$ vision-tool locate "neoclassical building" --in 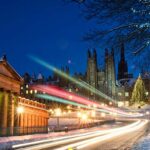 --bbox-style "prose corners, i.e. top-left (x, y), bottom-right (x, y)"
top-left (0, 55), bottom-right (49, 136)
